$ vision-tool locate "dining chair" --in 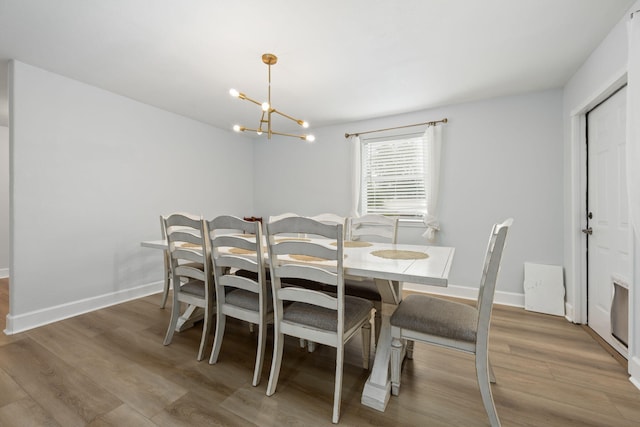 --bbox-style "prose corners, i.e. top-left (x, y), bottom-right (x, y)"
top-left (159, 215), bottom-right (171, 309)
top-left (206, 215), bottom-right (272, 386)
top-left (348, 214), bottom-right (398, 243)
top-left (310, 213), bottom-right (347, 238)
top-left (268, 212), bottom-right (300, 222)
top-left (345, 214), bottom-right (399, 343)
top-left (265, 216), bottom-right (373, 424)
top-left (163, 213), bottom-right (215, 361)
top-left (389, 218), bottom-right (513, 427)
